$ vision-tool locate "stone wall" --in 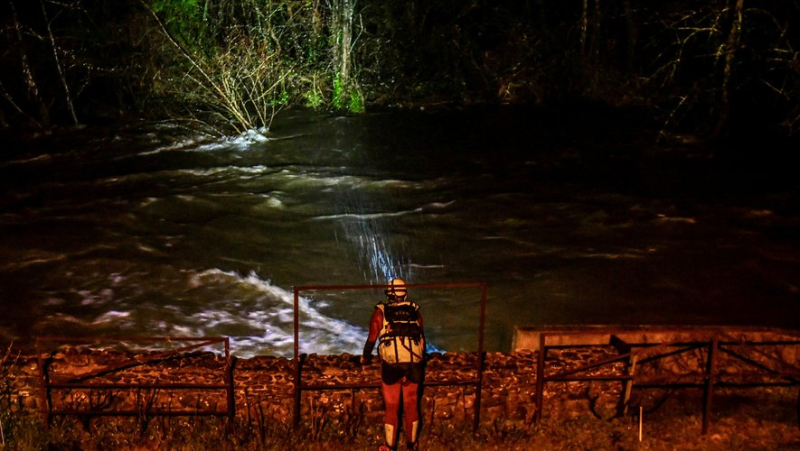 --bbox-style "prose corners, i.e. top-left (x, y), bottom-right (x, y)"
top-left (3, 348), bottom-right (626, 428)
top-left (3, 332), bottom-right (799, 430)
